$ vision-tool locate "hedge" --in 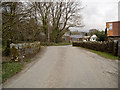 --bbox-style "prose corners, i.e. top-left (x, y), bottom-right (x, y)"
top-left (72, 41), bottom-right (119, 57)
